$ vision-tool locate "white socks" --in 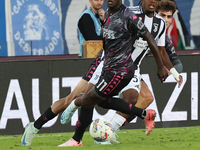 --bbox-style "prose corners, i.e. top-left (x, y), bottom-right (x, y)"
top-left (110, 113), bottom-right (126, 131)
top-left (69, 99), bottom-right (80, 111)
